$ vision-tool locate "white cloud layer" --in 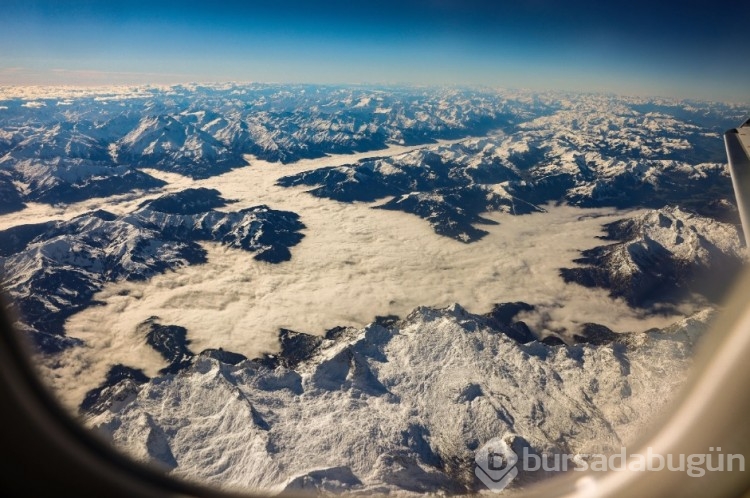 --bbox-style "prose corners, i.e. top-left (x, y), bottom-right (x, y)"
top-left (0, 143), bottom-right (696, 408)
